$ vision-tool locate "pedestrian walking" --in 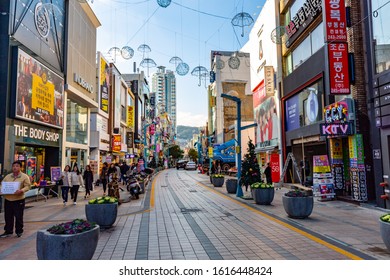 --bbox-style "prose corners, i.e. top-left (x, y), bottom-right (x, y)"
top-left (100, 162), bottom-right (109, 196)
top-left (70, 165), bottom-right (83, 205)
top-left (60, 165), bottom-right (72, 206)
top-left (264, 163), bottom-right (272, 184)
top-left (0, 161), bottom-right (31, 238)
top-left (120, 161), bottom-right (129, 183)
top-left (107, 163), bottom-right (116, 183)
top-left (83, 165), bottom-right (93, 199)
